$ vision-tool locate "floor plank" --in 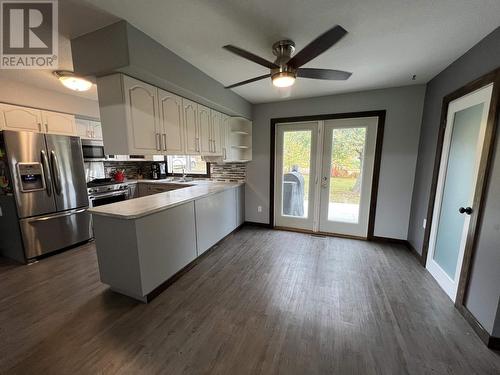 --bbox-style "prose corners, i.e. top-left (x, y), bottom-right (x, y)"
top-left (0, 227), bottom-right (499, 374)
